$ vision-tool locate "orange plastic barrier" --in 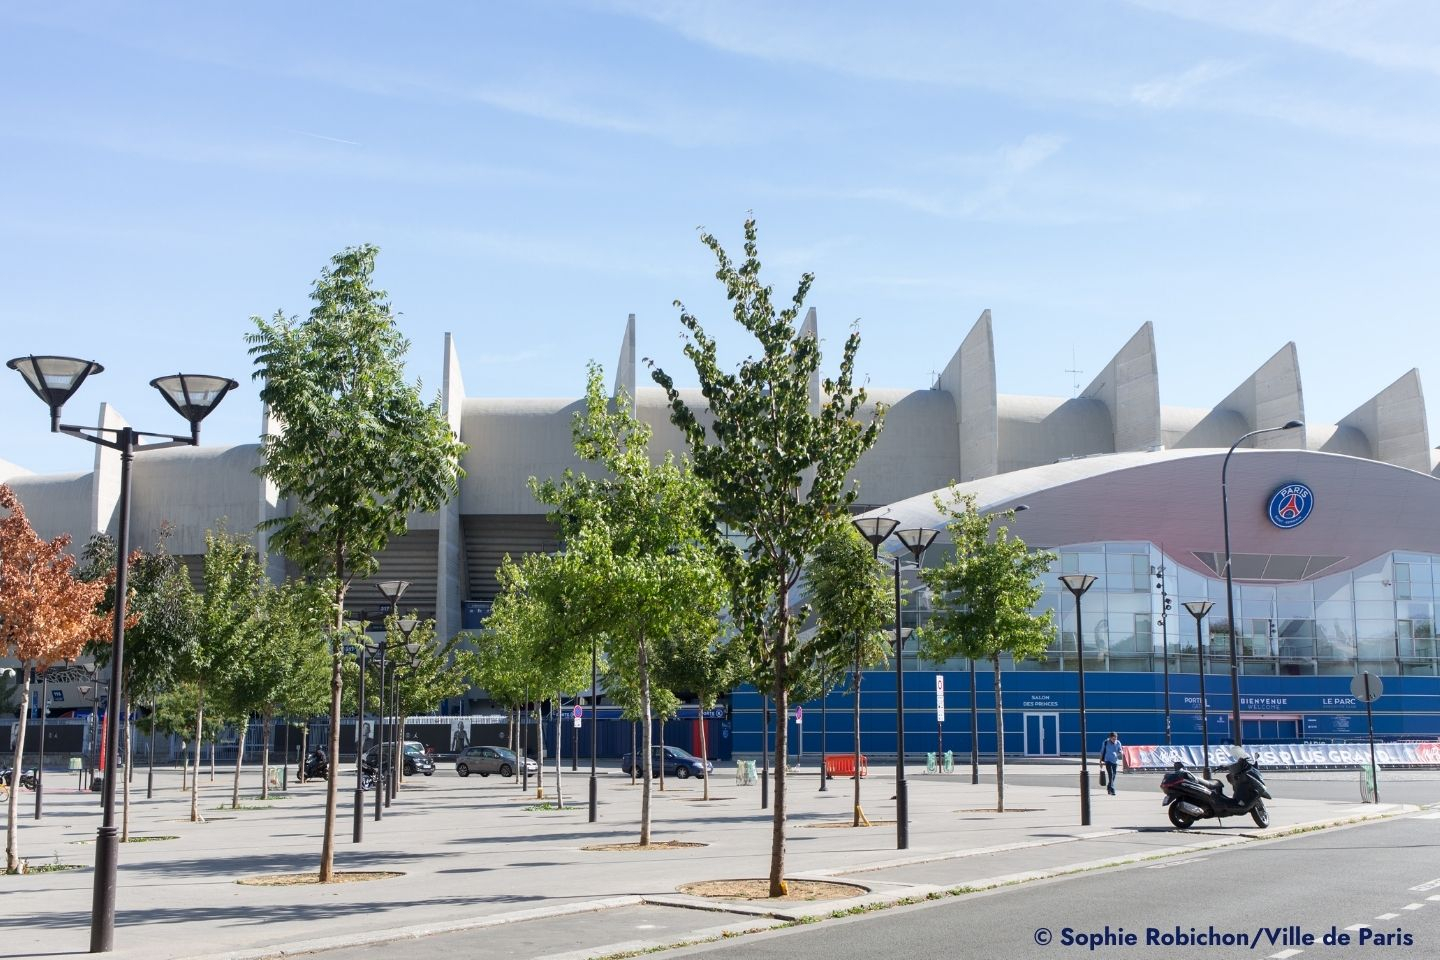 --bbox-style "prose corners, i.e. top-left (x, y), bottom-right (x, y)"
top-left (823, 755), bottom-right (868, 778)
